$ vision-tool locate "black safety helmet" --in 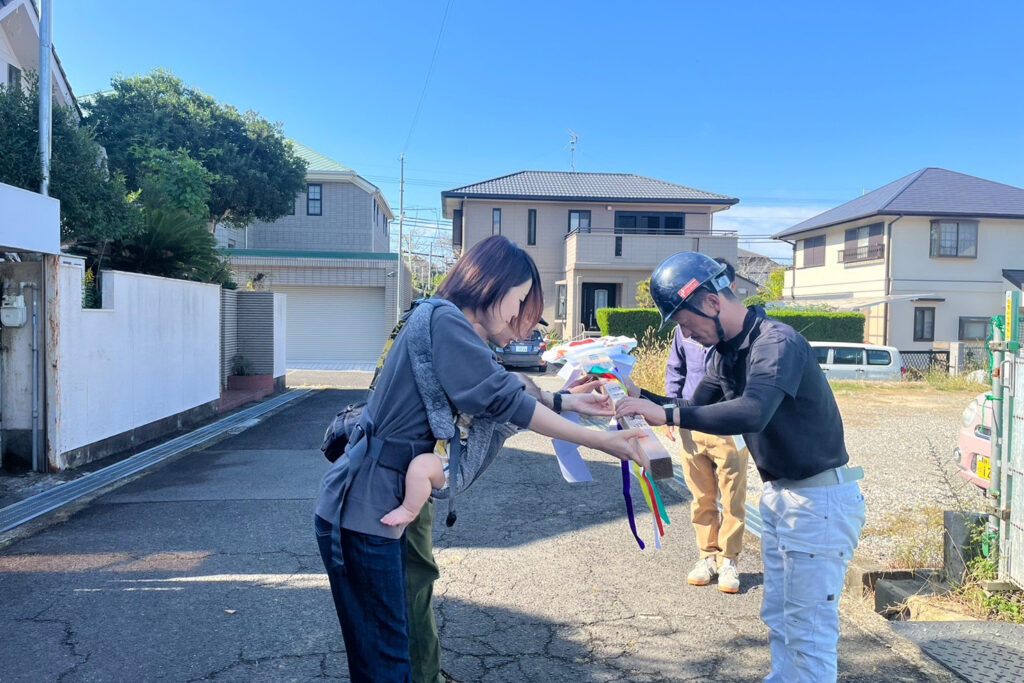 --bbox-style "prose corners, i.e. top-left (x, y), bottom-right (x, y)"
top-left (650, 252), bottom-right (732, 329)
